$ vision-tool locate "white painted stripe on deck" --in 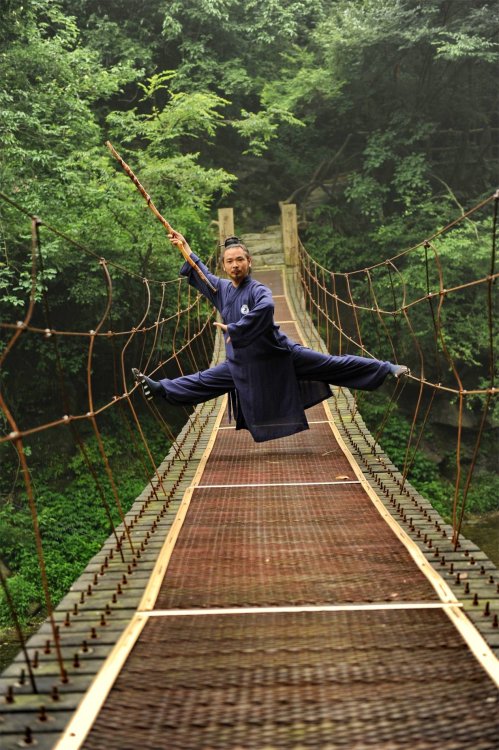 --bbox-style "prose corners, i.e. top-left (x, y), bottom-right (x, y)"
top-left (194, 480), bottom-right (362, 489)
top-left (140, 602), bottom-right (462, 617)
